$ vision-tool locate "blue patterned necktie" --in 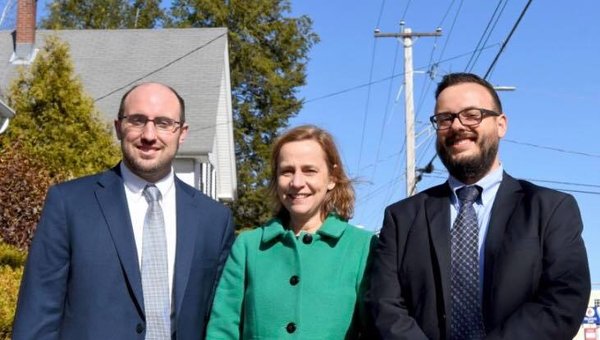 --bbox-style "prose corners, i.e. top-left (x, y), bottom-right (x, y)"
top-left (450, 185), bottom-right (485, 340)
top-left (142, 185), bottom-right (171, 339)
